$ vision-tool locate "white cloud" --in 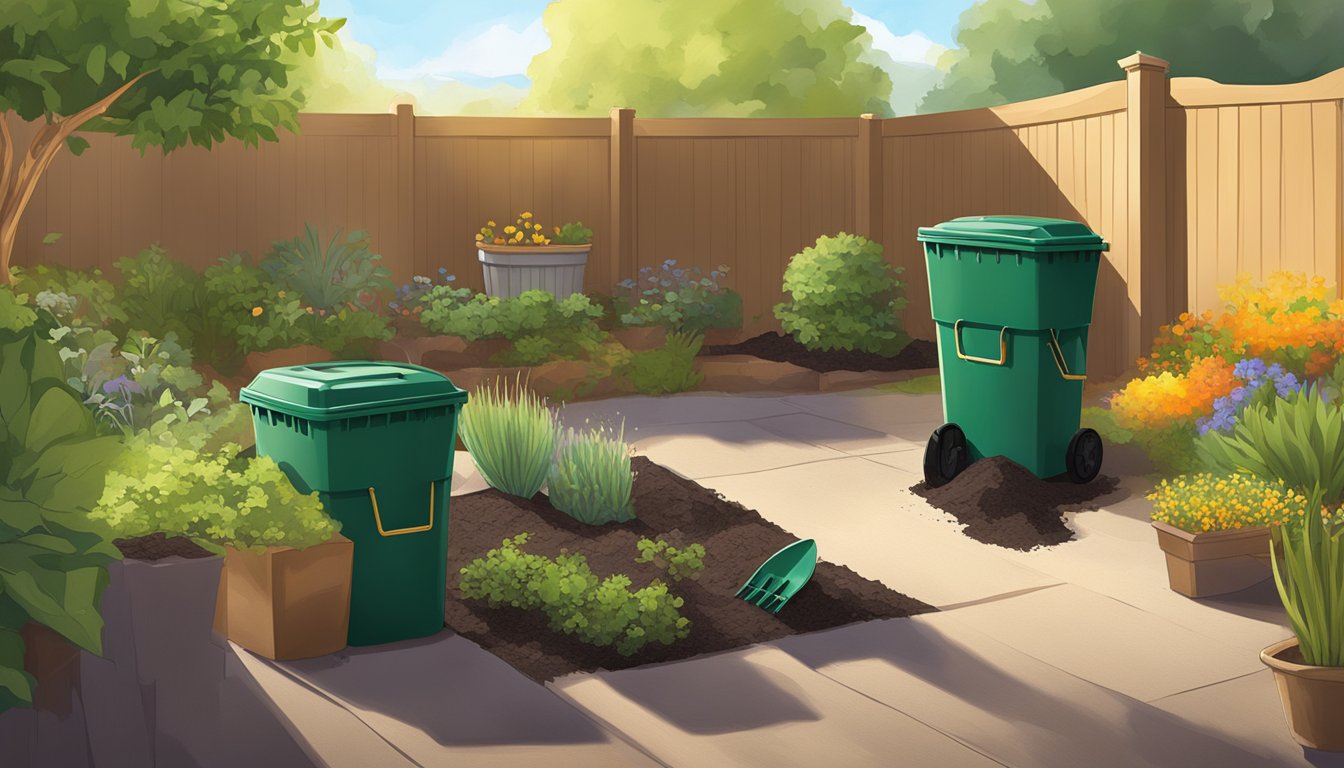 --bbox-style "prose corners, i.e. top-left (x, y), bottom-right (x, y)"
top-left (852, 12), bottom-right (947, 66)
top-left (376, 17), bottom-right (549, 81)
